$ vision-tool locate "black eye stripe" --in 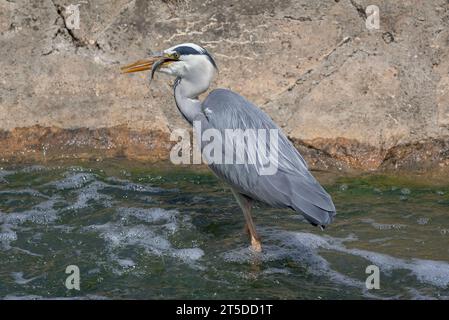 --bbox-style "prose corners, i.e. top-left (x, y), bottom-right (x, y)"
top-left (173, 45), bottom-right (218, 70)
top-left (173, 46), bottom-right (203, 56)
